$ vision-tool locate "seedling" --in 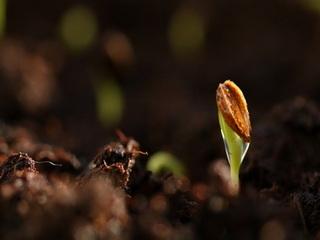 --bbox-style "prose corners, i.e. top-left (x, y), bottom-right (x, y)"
top-left (147, 151), bottom-right (185, 176)
top-left (216, 80), bottom-right (251, 193)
